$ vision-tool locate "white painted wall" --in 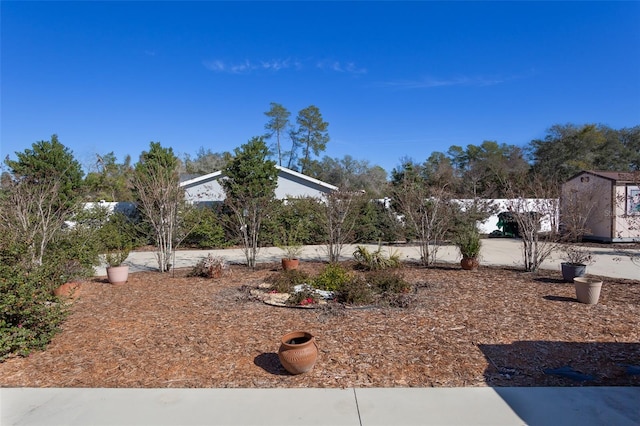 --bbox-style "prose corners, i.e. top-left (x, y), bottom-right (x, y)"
top-left (455, 199), bottom-right (558, 234)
